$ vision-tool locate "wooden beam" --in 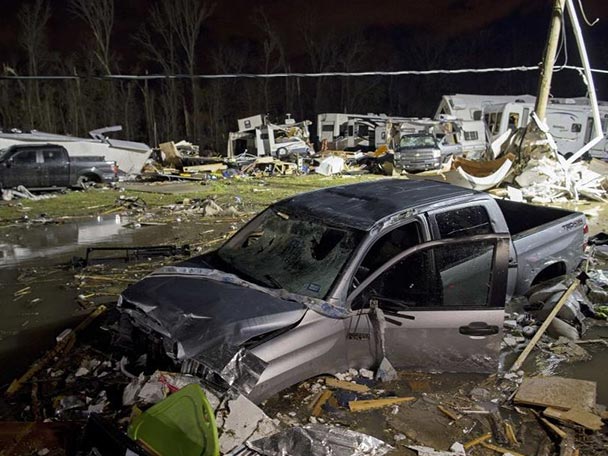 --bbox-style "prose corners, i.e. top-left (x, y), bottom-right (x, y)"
top-left (510, 279), bottom-right (580, 371)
